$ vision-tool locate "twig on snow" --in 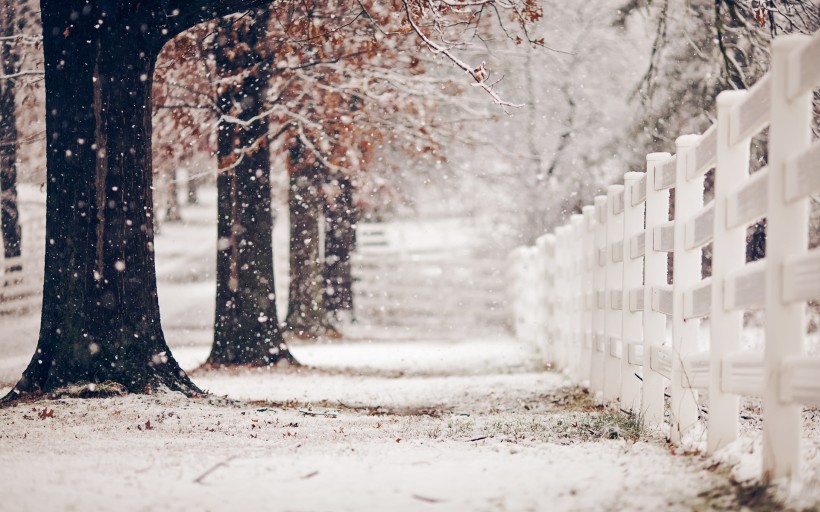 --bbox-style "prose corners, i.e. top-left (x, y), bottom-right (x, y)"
top-left (193, 455), bottom-right (237, 484)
